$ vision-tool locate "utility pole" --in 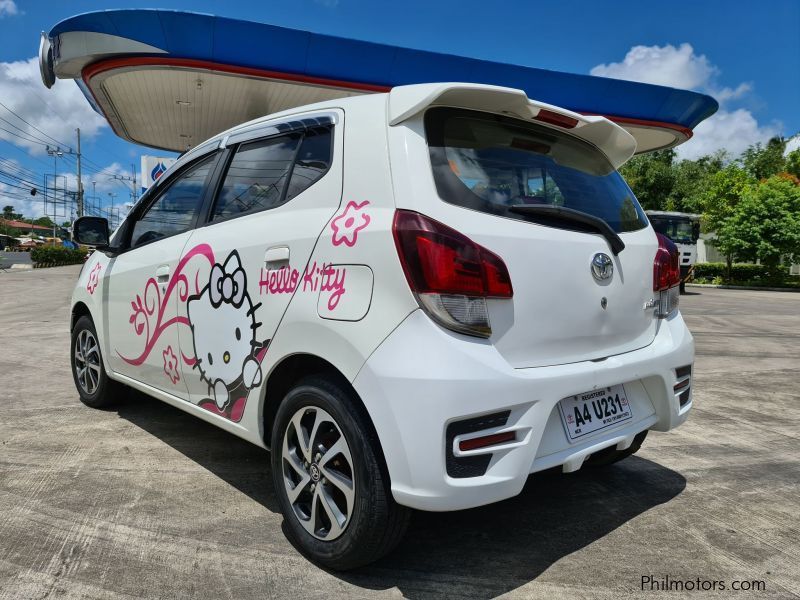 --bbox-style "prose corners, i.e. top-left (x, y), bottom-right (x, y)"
top-left (107, 192), bottom-right (117, 229)
top-left (131, 163), bottom-right (138, 201)
top-left (46, 145), bottom-right (64, 241)
top-left (76, 128), bottom-right (84, 217)
top-left (110, 172), bottom-right (136, 203)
